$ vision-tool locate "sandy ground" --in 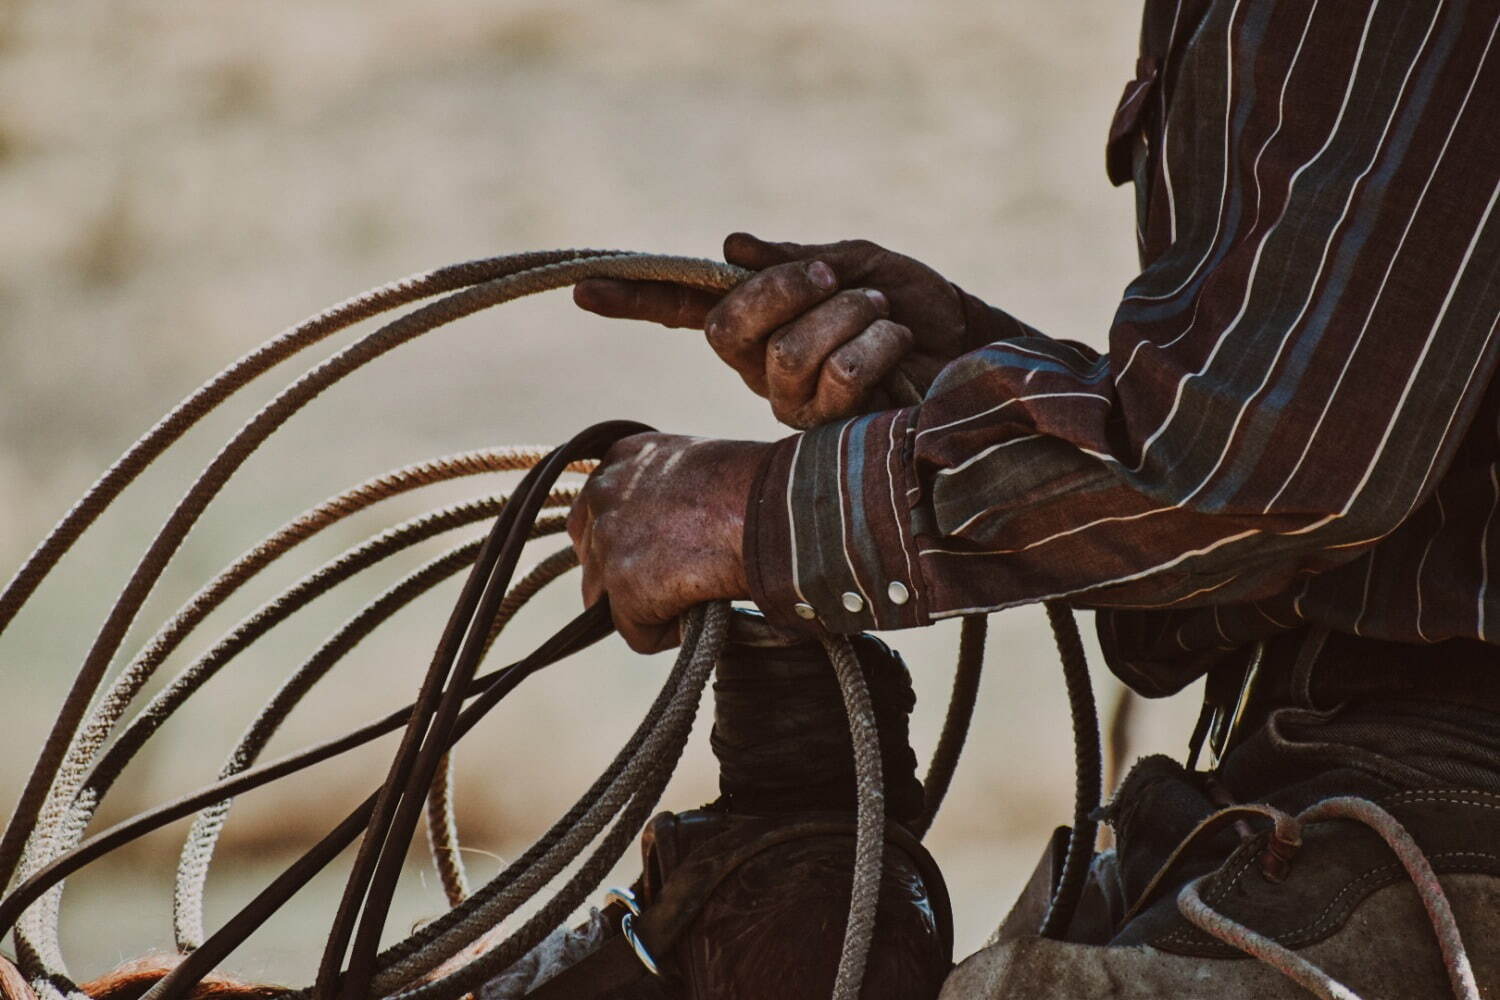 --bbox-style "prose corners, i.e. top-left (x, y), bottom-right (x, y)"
top-left (0, 0), bottom-right (1204, 981)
